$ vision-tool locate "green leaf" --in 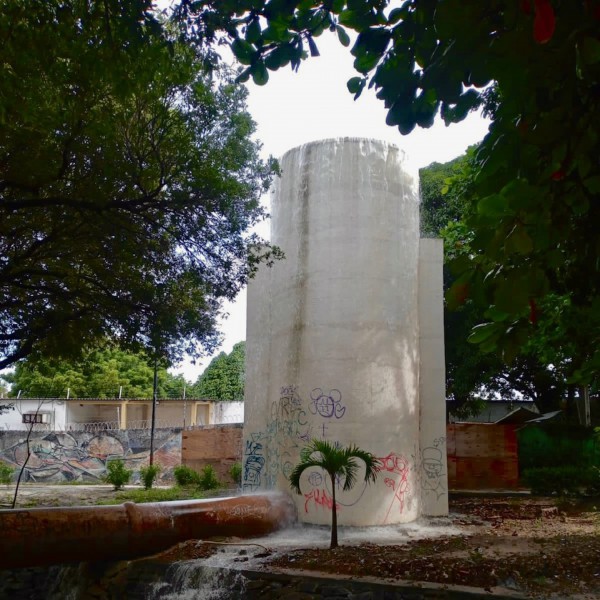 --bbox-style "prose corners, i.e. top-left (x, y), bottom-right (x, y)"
top-left (505, 225), bottom-right (533, 255)
top-left (477, 194), bottom-right (513, 217)
top-left (494, 278), bottom-right (529, 314)
top-left (353, 52), bottom-right (382, 73)
top-left (336, 25), bottom-right (350, 47)
top-left (347, 76), bottom-right (365, 97)
top-left (580, 36), bottom-right (600, 65)
top-left (236, 67), bottom-right (252, 83)
top-left (307, 35), bottom-right (320, 57)
top-left (484, 305), bottom-right (510, 322)
top-left (468, 322), bottom-right (499, 344)
top-left (583, 175), bottom-right (600, 194)
top-left (245, 20), bottom-right (261, 45)
top-left (387, 7), bottom-right (406, 25)
top-left (252, 62), bottom-right (269, 85)
top-left (231, 38), bottom-right (255, 65)
top-left (338, 10), bottom-right (359, 28)
top-left (251, 62), bottom-right (269, 86)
